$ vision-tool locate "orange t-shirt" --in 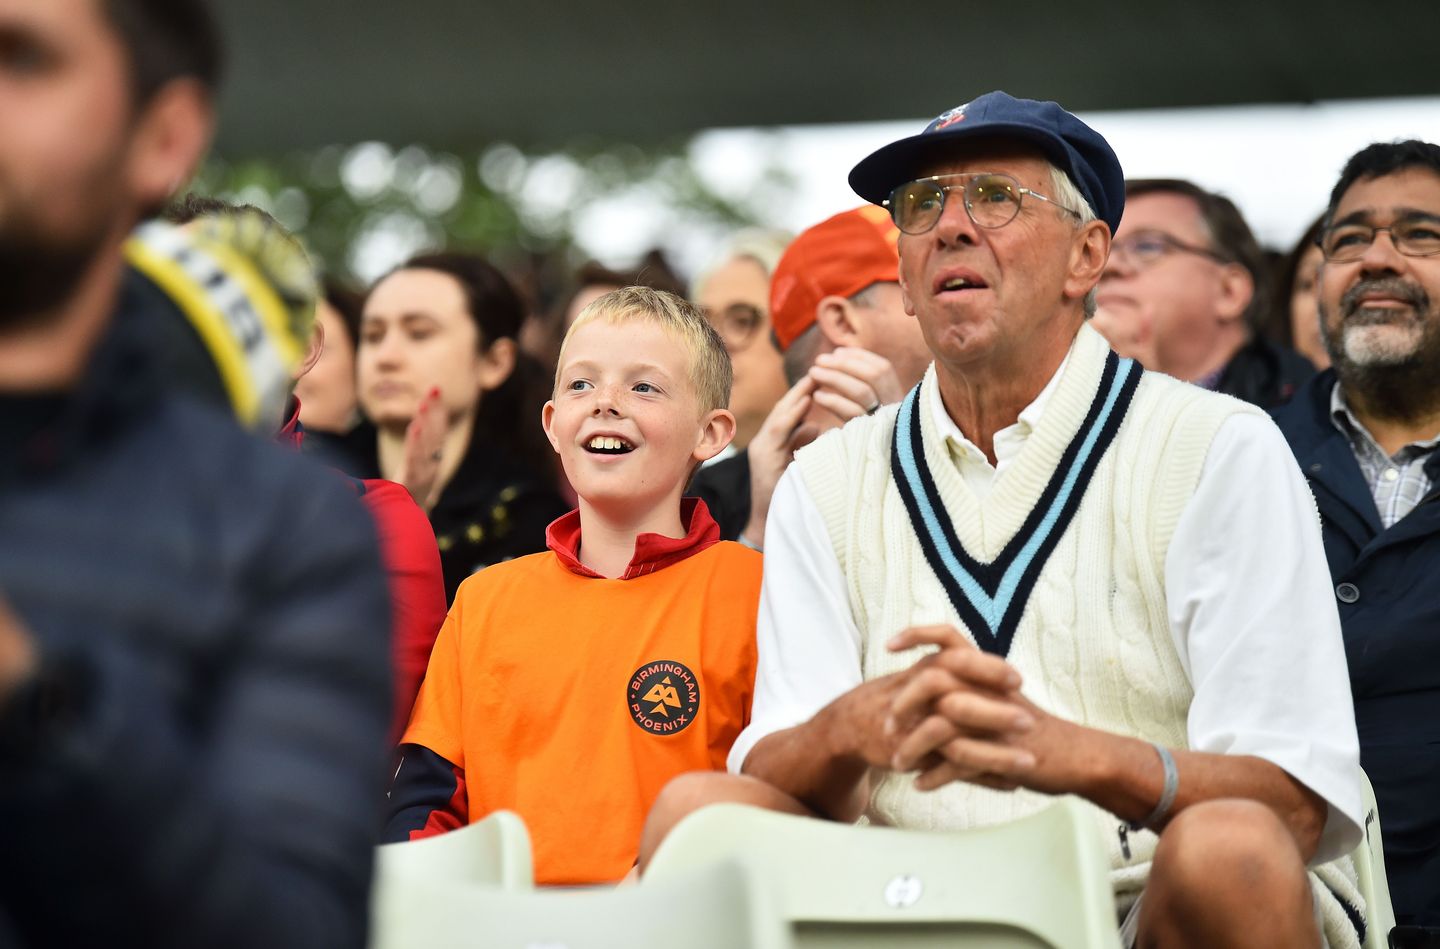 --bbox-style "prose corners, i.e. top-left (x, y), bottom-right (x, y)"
top-left (401, 501), bottom-right (761, 885)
